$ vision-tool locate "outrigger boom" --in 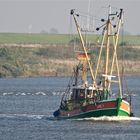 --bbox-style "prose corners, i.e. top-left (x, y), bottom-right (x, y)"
top-left (70, 9), bottom-right (96, 84)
